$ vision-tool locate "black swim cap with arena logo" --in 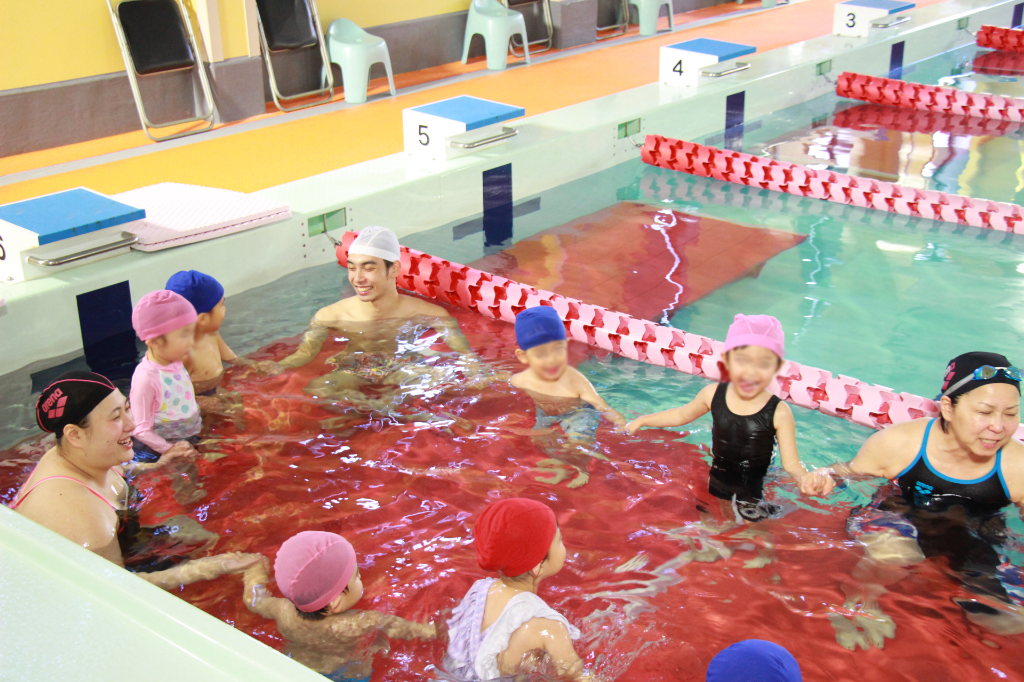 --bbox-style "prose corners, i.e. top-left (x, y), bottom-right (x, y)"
top-left (35, 371), bottom-right (117, 434)
top-left (939, 352), bottom-right (1021, 401)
